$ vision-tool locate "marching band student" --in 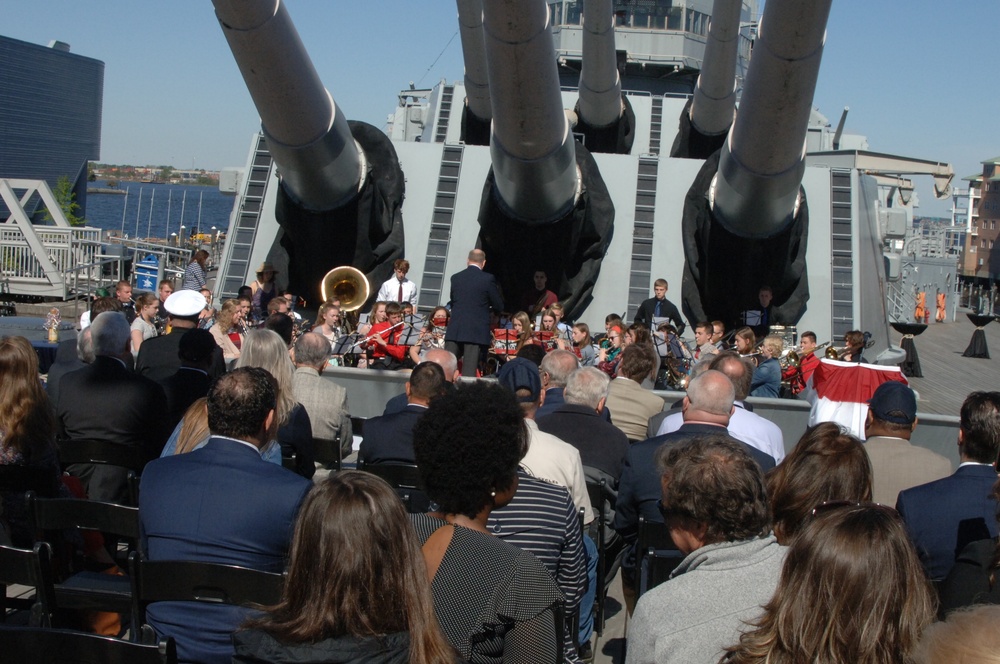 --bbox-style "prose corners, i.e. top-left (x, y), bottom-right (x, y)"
top-left (366, 302), bottom-right (408, 370)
